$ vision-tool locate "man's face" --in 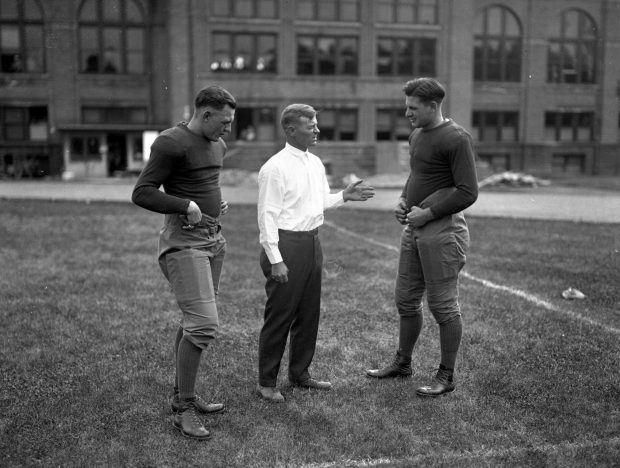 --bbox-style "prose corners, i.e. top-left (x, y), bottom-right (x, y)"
top-left (201, 105), bottom-right (235, 141)
top-left (290, 115), bottom-right (319, 150)
top-left (405, 95), bottom-right (435, 129)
